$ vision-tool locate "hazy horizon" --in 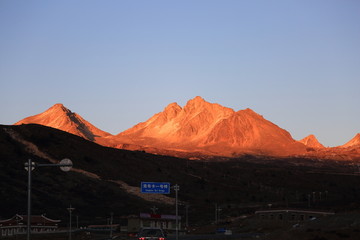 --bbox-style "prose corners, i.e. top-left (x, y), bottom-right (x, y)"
top-left (1, 0), bottom-right (359, 147)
